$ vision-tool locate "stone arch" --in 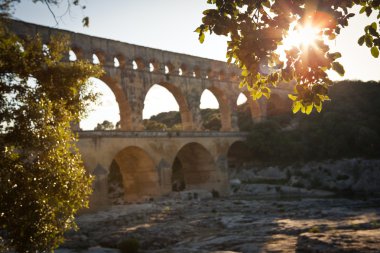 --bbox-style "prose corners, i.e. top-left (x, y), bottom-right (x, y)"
top-left (92, 50), bottom-right (106, 65)
top-left (207, 69), bottom-right (217, 79)
top-left (133, 57), bottom-right (146, 70)
top-left (165, 62), bottom-right (175, 74)
top-left (180, 63), bottom-right (189, 76)
top-left (81, 77), bottom-right (120, 130)
top-left (71, 46), bottom-right (84, 60)
top-left (92, 53), bottom-right (100, 65)
top-left (112, 146), bottom-right (160, 202)
top-left (88, 163), bottom-right (109, 207)
top-left (144, 82), bottom-right (193, 130)
top-left (171, 142), bottom-right (220, 191)
top-left (113, 54), bottom-right (126, 68)
top-left (227, 141), bottom-right (251, 177)
top-left (100, 74), bottom-right (133, 130)
top-left (229, 71), bottom-right (239, 82)
top-left (206, 86), bottom-right (233, 131)
top-left (68, 49), bottom-right (77, 61)
top-left (193, 65), bottom-right (201, 78)
top-left (149, 59), bottom-right (160, 73)
top-left (107, 160), bottom-right (124, 204)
